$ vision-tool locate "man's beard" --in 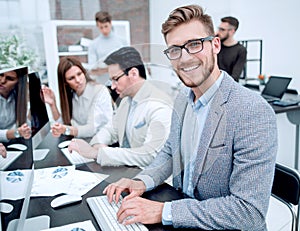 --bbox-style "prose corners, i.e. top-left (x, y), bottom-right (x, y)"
top-left (220, 33), bottom-right (229, 43)
top-left (175, 53), bottom-right (215, 88)
top-left (174, 50), bottom-right (215, 88)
